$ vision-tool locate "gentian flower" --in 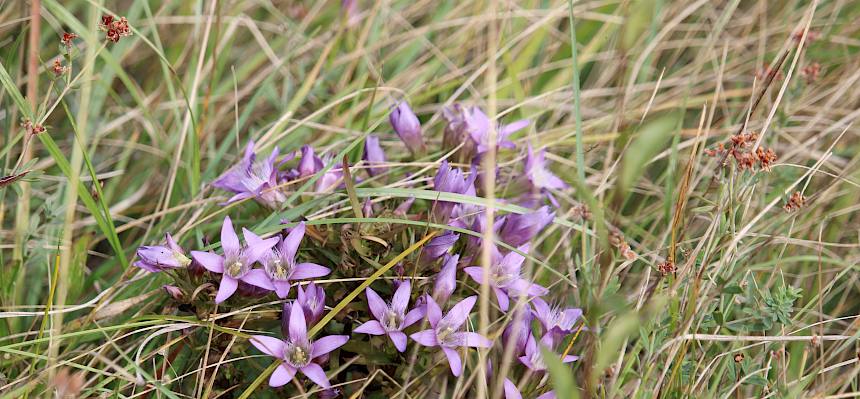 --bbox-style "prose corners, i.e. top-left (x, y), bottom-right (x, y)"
top-left (295, 282), bottom-right (326, 325)
top-left (432, 253), bottom-right (459, 305)
top-left (297, 145), bottom-right (324, 178)
top-left (531, 297), bottom-right (583, 343)
top-left (442, 104), bottom-right (528, 161)
top-left (518, 333), bottom-right (578, 372)
top-left (410, 295), bottom-right (492, 376)
top-left (363, 135), bottom-right (387, 176)
top-left (504, 378), bottom-right (522, 399)
top-left (497, 206), bottom-right (554, 247)
top-left (354, 281), bottom-right (425, 352)
top-left (393, 196), bottom-right (415, 216)
top-left (463, 244), bottom-right (547, 311)
top-left (420, 231), bottom-right (459, 262)
top-left (190, 216), bottom-right (279, 303)
top-left (212, 141), bottom-right (287, 209)
top-left (250, 304), bottom-right (349, 388)
top-left (134, 233), bottom-right (191, 272)
top-left (389, 102), bottom-right (425, 156)
top-left (315, 155), bottom-right (344, 193)
top-left (432, 161), bottom-right (477, 222)
top-left (248, 222), bottom-right (331, 298)
top-left (524, 145), bottom-right (567, 191)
